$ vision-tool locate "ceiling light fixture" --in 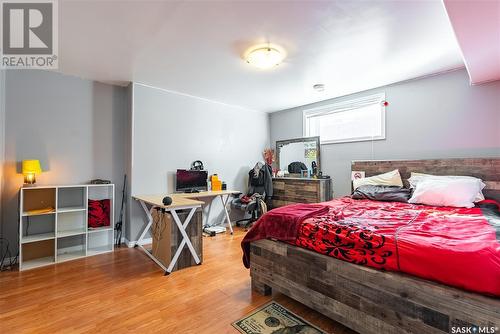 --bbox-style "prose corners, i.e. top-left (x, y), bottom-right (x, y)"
top-left (244, 43), bottom-right (286, 70)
